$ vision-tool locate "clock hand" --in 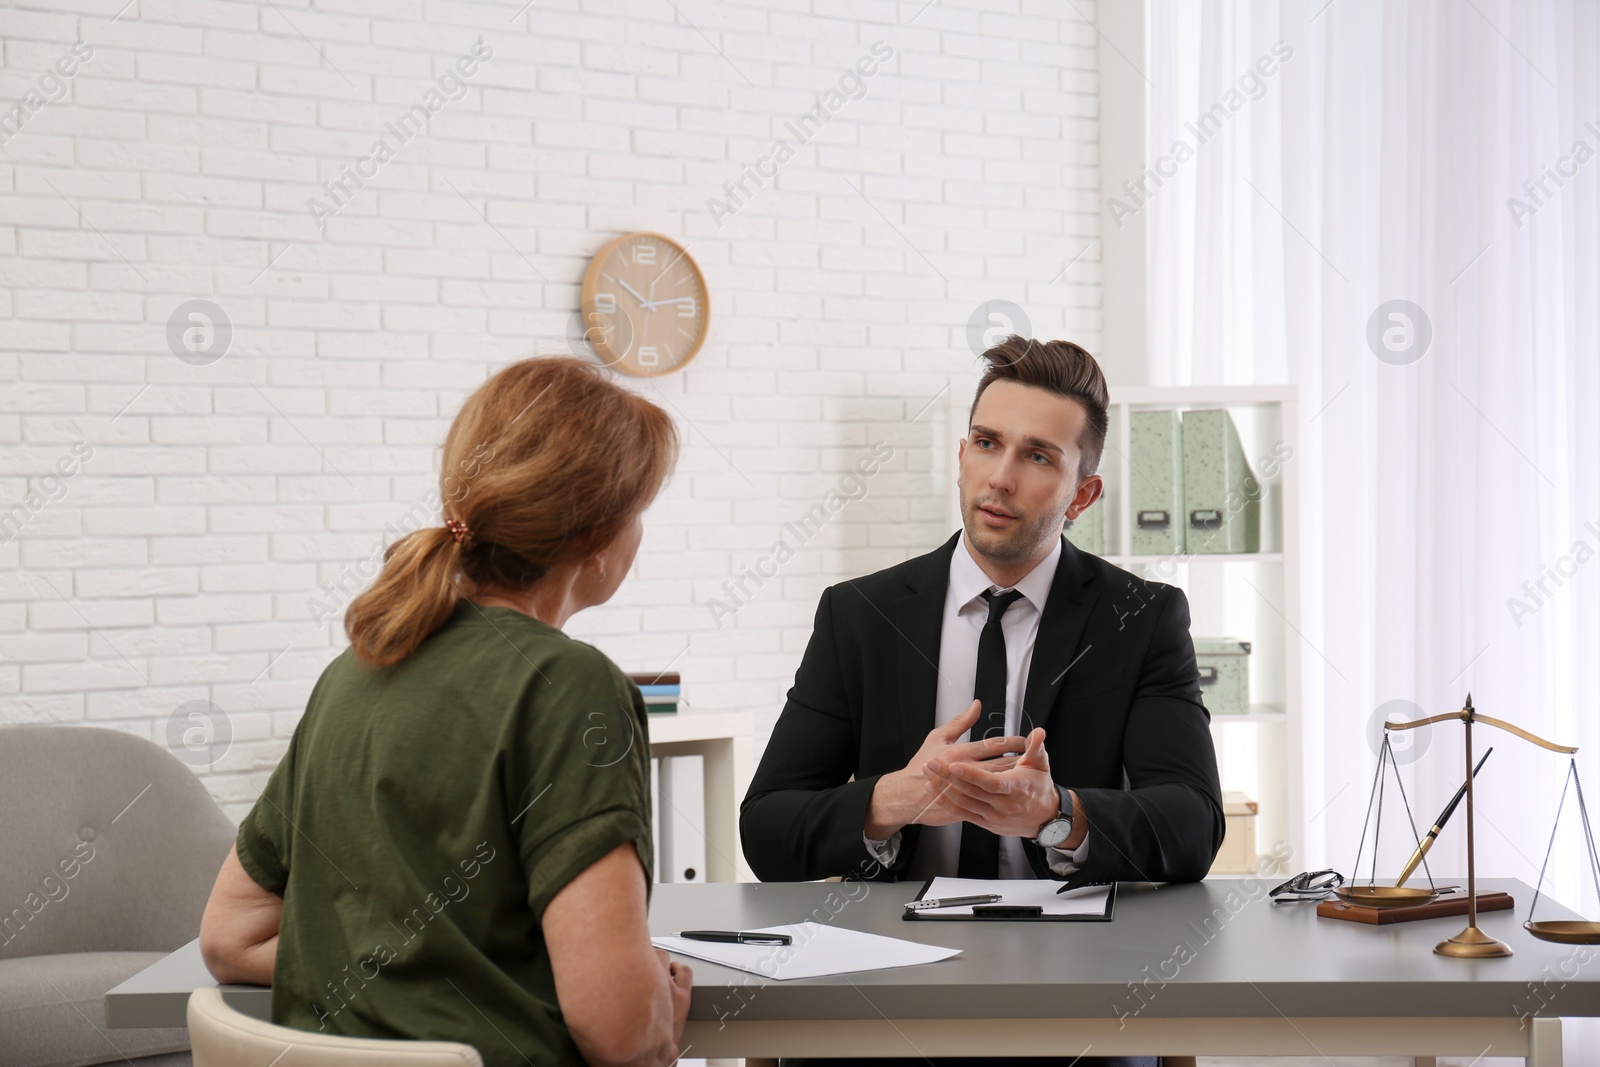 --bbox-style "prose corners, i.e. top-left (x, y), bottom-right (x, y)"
top-left (650, 297), bottom-right (695, 305)
top-left (618, 279), bottom-right (653, 310)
